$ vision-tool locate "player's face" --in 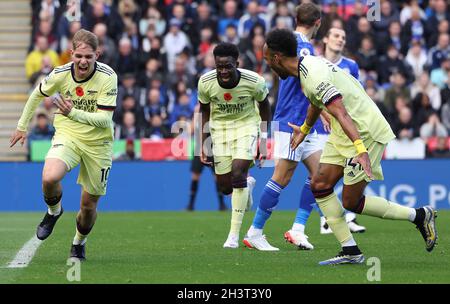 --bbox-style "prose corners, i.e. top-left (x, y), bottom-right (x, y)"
top-left (71, 42), bottom-right (99, 80)
top-left (215, 56), bottom-right (238, 85)
top-left (263, 44), bottom-right (289, 80)
top-left (326, 28), bottom-right (346, 53)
